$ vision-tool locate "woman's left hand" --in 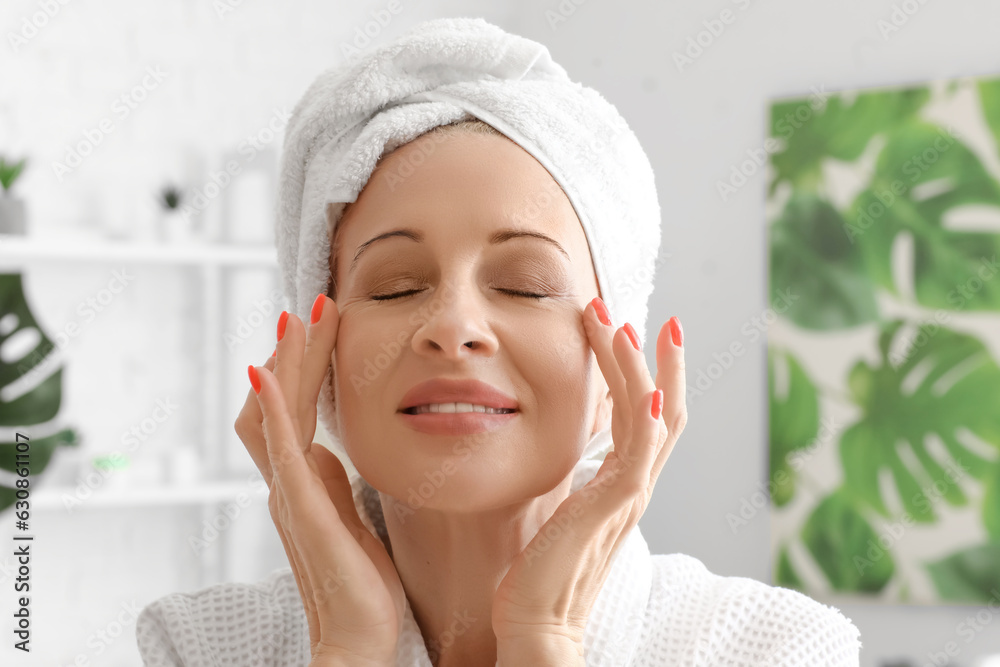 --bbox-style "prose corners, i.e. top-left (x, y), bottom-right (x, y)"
top-left (492, 297), bottom-right (687, 664)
